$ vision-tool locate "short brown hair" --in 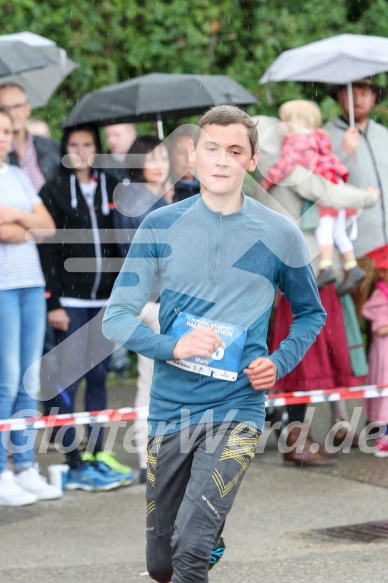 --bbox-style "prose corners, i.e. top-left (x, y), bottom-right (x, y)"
top-left (193, 105), bottom-right (258, 156)
top-left (0, 83), bottom-right (26, 96)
